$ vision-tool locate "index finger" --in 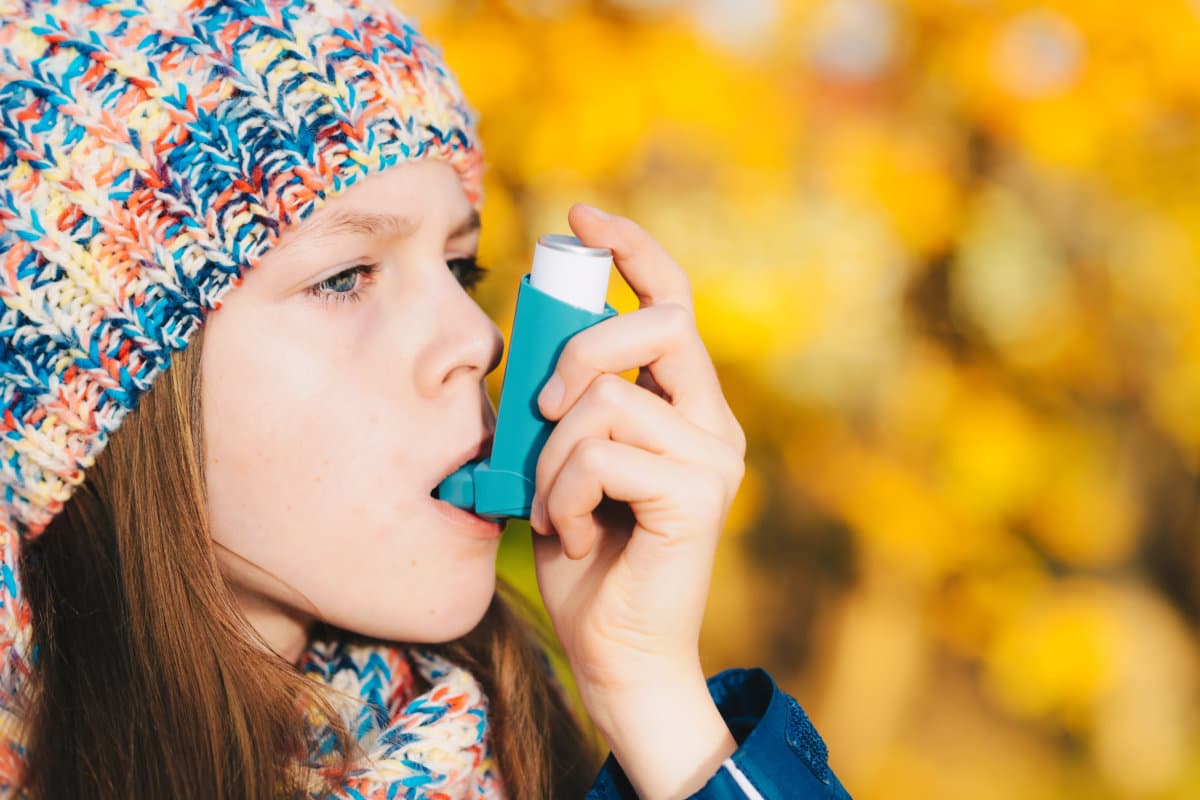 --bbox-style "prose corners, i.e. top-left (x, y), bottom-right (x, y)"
top-left (566, 203), bottom-right (694, 313)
